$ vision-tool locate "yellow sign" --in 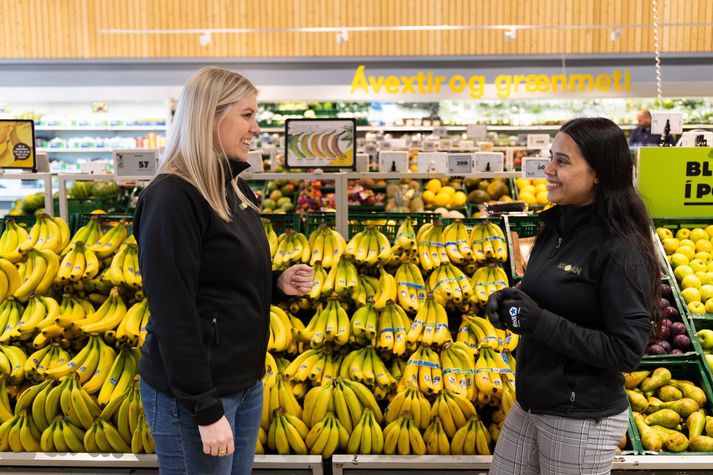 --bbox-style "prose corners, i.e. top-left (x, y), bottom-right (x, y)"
top-left (350, 65), bottom-right (631, 99)
top-left (0, 120), bottom-right (36, 171)
top-left (638, 147), bottom-right (713, 217)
